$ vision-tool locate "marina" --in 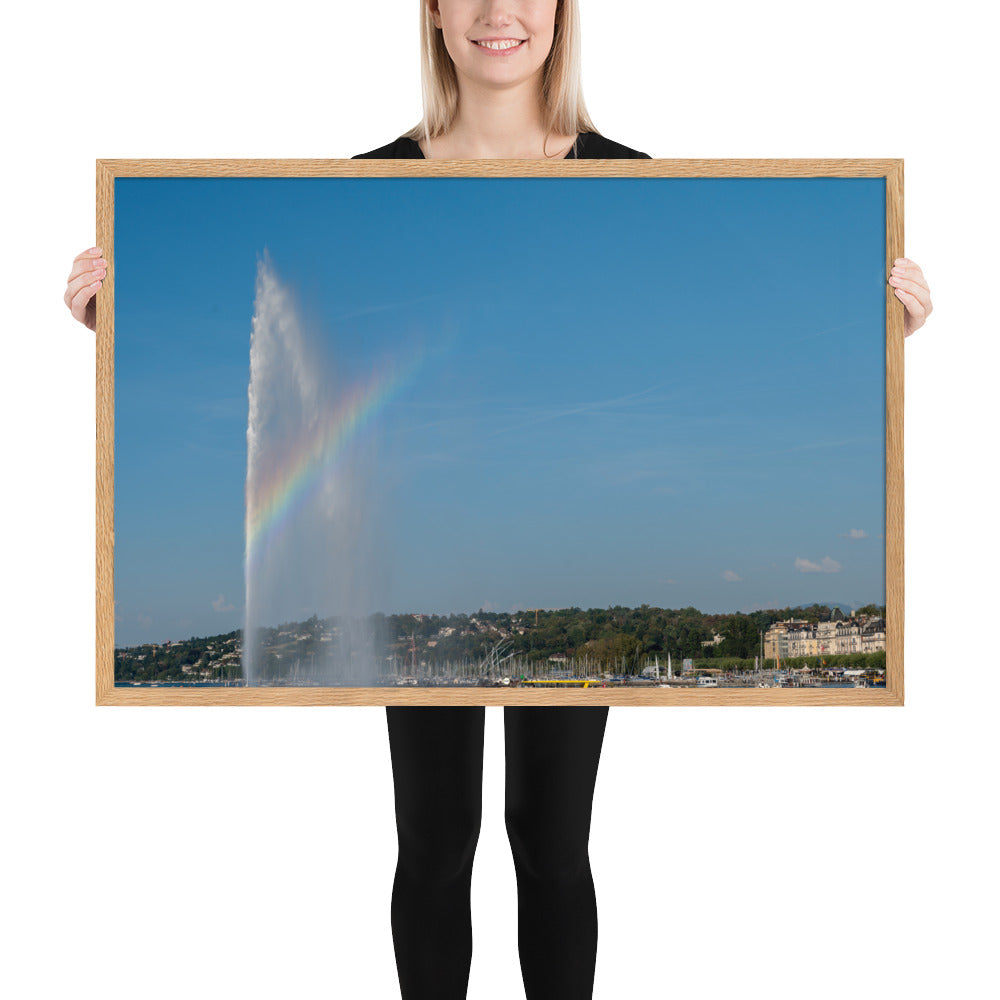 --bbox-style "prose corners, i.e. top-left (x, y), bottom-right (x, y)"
top-left (114, 611), bottom-right (887, 689)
